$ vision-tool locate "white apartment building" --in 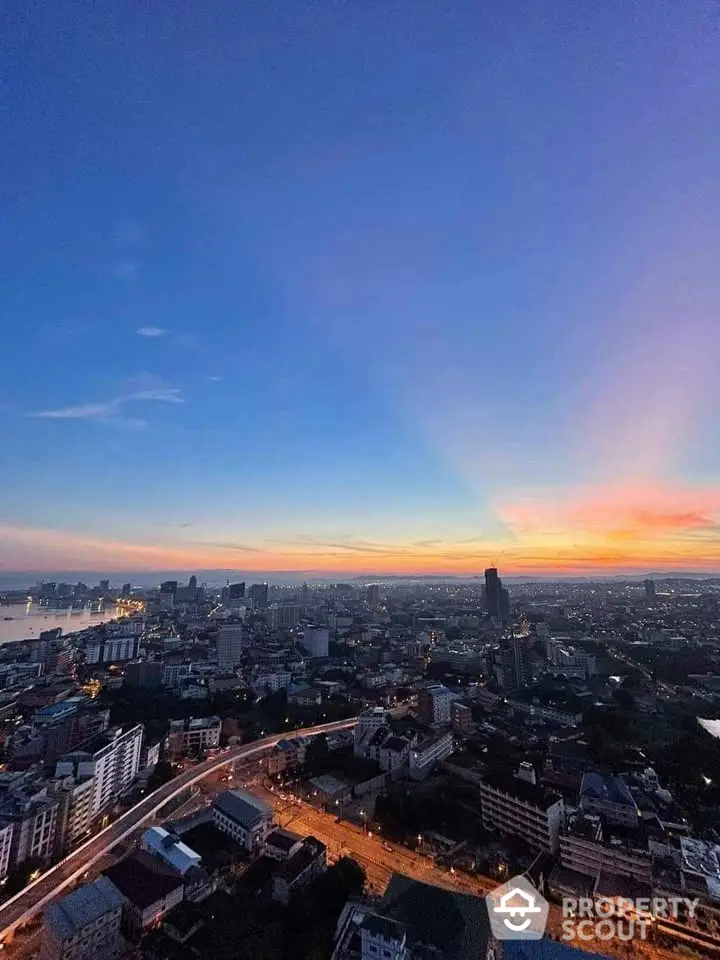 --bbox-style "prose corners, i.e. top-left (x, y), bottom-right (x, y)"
top-left (353, 708), bottom-right (389, 757)
top-left (167, 716), bottom-right (221, 758)
top-left (55, 725), bottom-right (143, 819)
top-left (0, 774), bottom-right (60, 870)
top-left (254, 672), bottom-right (291, 694)
top-left (85, 636), bottom-right (139, 665)
top-left (302, 627), bottom-right (329, 659)
top-left (408, 731), bottom-right (454, 780)
top-left (0, 822), bottom-right (13, 882)
top-left (41, 876), bottom-right (125, 960)
top-left (480, 773), bottom-right (565, 854)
